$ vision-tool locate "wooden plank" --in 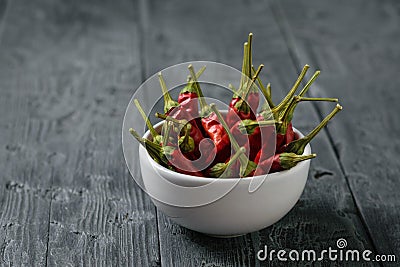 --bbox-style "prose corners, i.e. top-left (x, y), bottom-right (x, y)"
top-left (141, 0), bottom-right (375, 265)
top-left (275, 0), bottom-right (400, 262)
top-left (0, 0), bottom-right (161, 266)
top-left (0, 1), bottom-right (54, 265)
